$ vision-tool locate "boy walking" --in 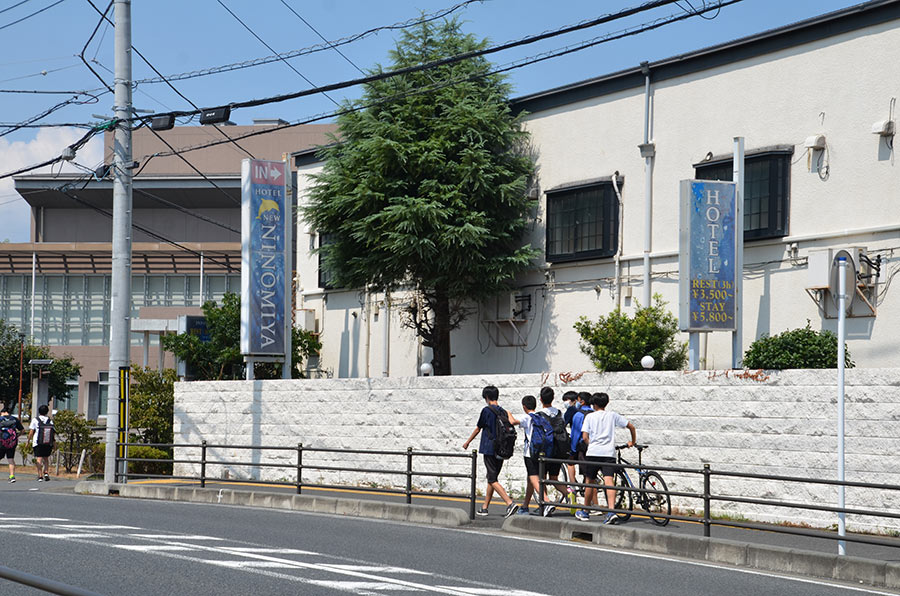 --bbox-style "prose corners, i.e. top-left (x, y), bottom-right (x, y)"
top-left (578, 393), bottom-right (636, 523)
top-left (508, 395), bottom-right (555, 517)
top-left (0, 407), bottom-right (24, 483)
top-left (28, 404), bottom-right (54, 482)
top-left (462, 386), bottom-right (519, 518)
